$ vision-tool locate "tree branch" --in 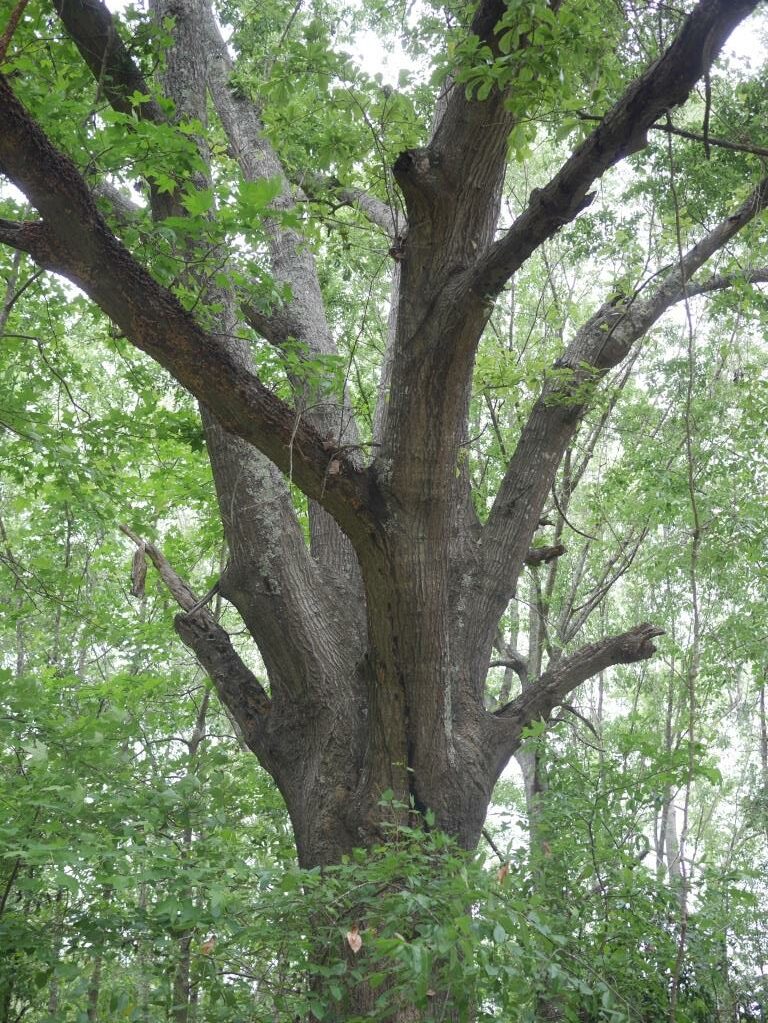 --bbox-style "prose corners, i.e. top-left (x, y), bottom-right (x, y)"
top-left (470, 172), bottom-right (768, 652)
top-left (492, 623), bottom-right (663, 755)
top-left (426, 0), bottom-right (564, 186)
top-left (686, 265), bottom-right (768, 297)
top-left (0, 0), bottom-right (30, 63)
top-left (578, 110), bottom-right (768, 161)
top-left (524, 543), bottom-right (566, 567)
top-left (297, 173), bottom-right (402, 238)
top-left (52, 0), bottom-right (164, 122)
top-left (0, 219), bottom-right (54, 261)
top-left (470, 0), bottom-right (761, 298)
top-left (0, 74), bottom-right (378, 548)
top-left (558, 702), bottom-right (601, 741)
top-left (48, 0), bottom-right (368, 705)
top-left (119, 526), bottom-right (273, 761)
top-left (195, 0), bottom-right (366, 580)
top-left (53, 0), bottom-right (367, 595)
top-left (92, 181), bottom-right (143, 224)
